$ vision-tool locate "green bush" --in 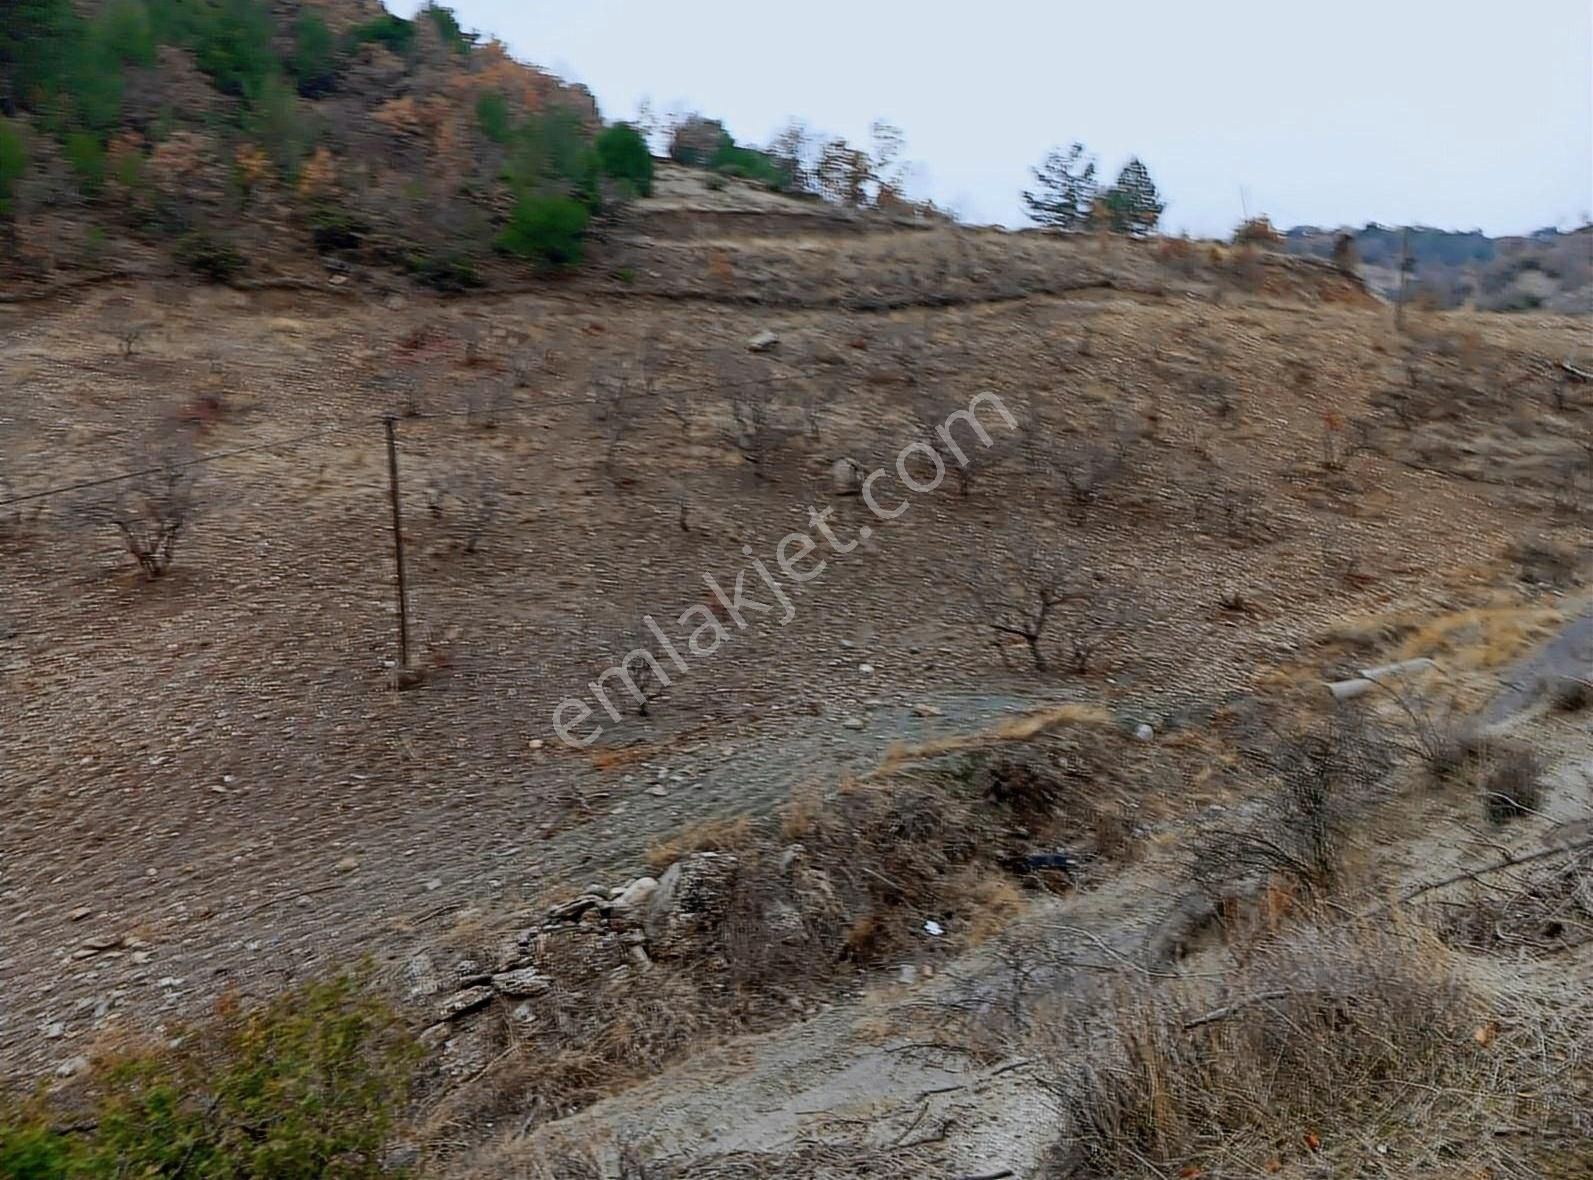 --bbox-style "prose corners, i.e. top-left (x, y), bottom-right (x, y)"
top-left (176, 230), bottom-right (245, 281)
top-left (65, 131), bottom-right (105, 196)
top-left (95, 0), bottom-right (156, 67)
top-left (502, 106), bottom-right (589, 193)
top-left (476, 91), bottom-right (512, 144)
top-left (310, 203), bottom-right (368, 253)
top-left (406, 250), bottom-right (482, 291)
top-left (423, 3), bottom-right (473, 53)
top-left (0, 976), bottom-right (417, 1180)
top-left (0, 121), bottom-right (26, 220)
top-left (0, 1116), bottom-right (70, 1180)
top-left (190, 0), bottom-right (276, 97)
top-left (244, 73), bottom-right (315, 177)
top-left (347, 13), bottom-right (415, 56)
top-left (290, 9), bottom-right (336, 96)
top-left (708, 134), bottom-right (791, 191)
top-left (594, 122), bottom-right (653, 197)
top-left (497, 194), bottom-right (589, 269)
